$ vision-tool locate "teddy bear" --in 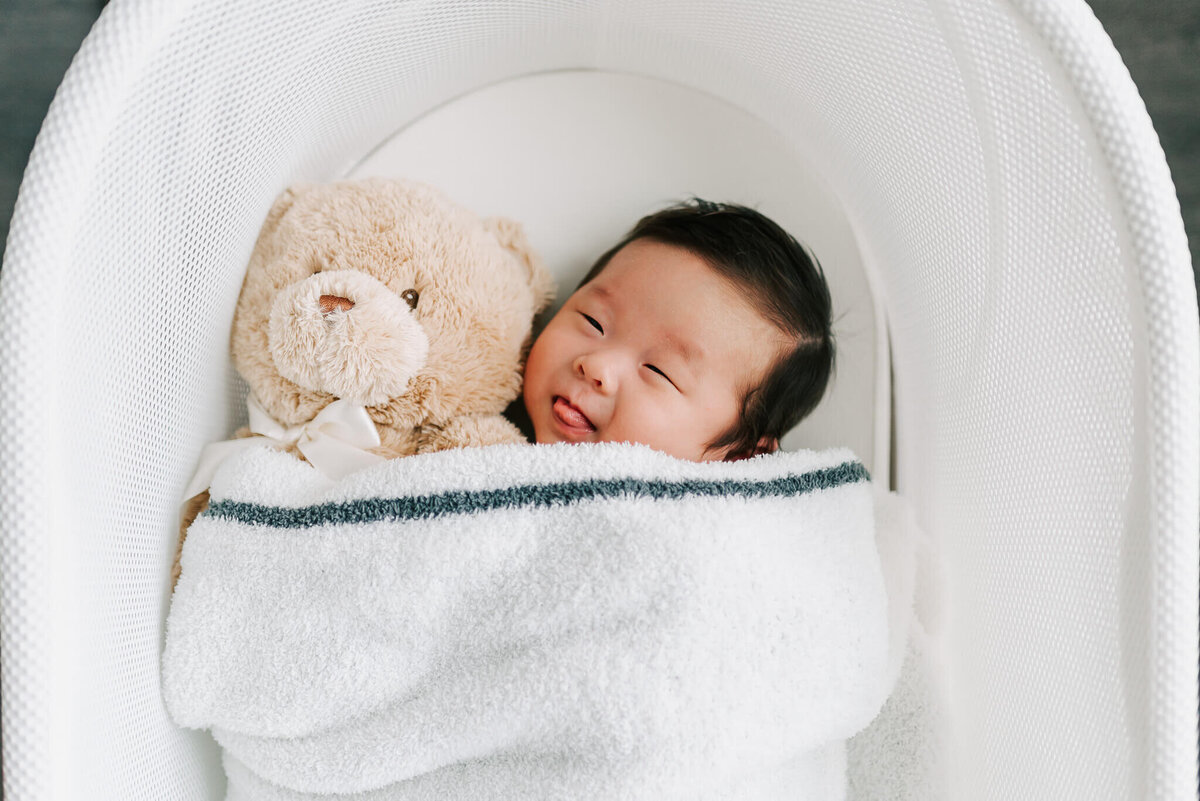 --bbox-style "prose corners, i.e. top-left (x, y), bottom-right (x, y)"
top-left (171, 177), bottom-right (555, 586)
